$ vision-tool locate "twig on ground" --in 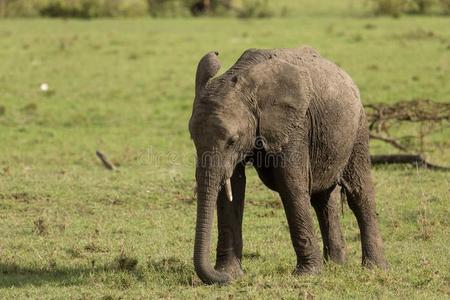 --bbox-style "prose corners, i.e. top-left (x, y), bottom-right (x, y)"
top-left (96, 150), bottom-right (115, 170)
